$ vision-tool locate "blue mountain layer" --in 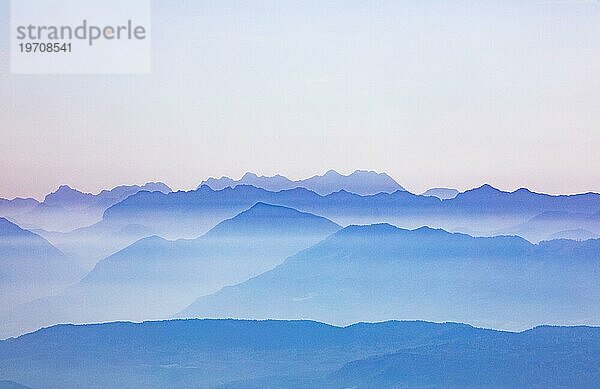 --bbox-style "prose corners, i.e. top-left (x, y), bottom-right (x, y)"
top-left (0, 204), bottom-right (340, 338)
top-left (201, 169), bottom-right (405, 195)
top-left (181, 223), bottom-right (600, 330)
top-left (0, 183), bottom-right (171, 233)
top-left (0, 319), bottom-right (597, 388)
top-left (102, 183), bottom-right (600, 241)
